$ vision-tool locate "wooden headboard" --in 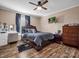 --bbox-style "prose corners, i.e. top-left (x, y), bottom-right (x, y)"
top-left (22, 25), bottom-right (37, 33)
